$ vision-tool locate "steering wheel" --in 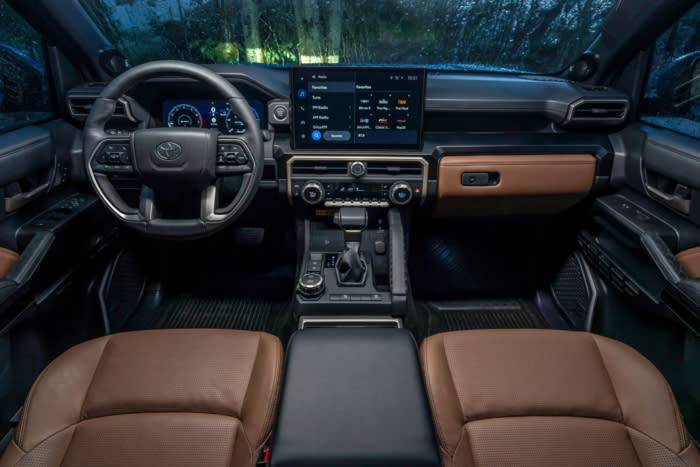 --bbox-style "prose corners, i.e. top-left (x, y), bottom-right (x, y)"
top-left (84, 60), bottom-right (263, 238)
